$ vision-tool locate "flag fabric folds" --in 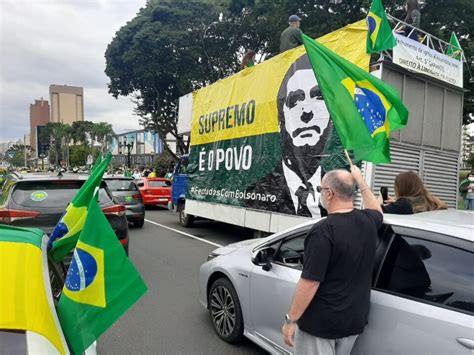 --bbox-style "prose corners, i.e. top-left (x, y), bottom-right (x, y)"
top-left (302, 33), bottom-right (408, 164)
top-left (49, 152), bottom-right (112, 261)
top-left (447, 32), bottom-right (462, 60)
top-left (57, 198), bottom-right (147, 354)
top-left (0, 225), bottom-right (69, 354)
top-left (366, 0), bottom-right (396, 54)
